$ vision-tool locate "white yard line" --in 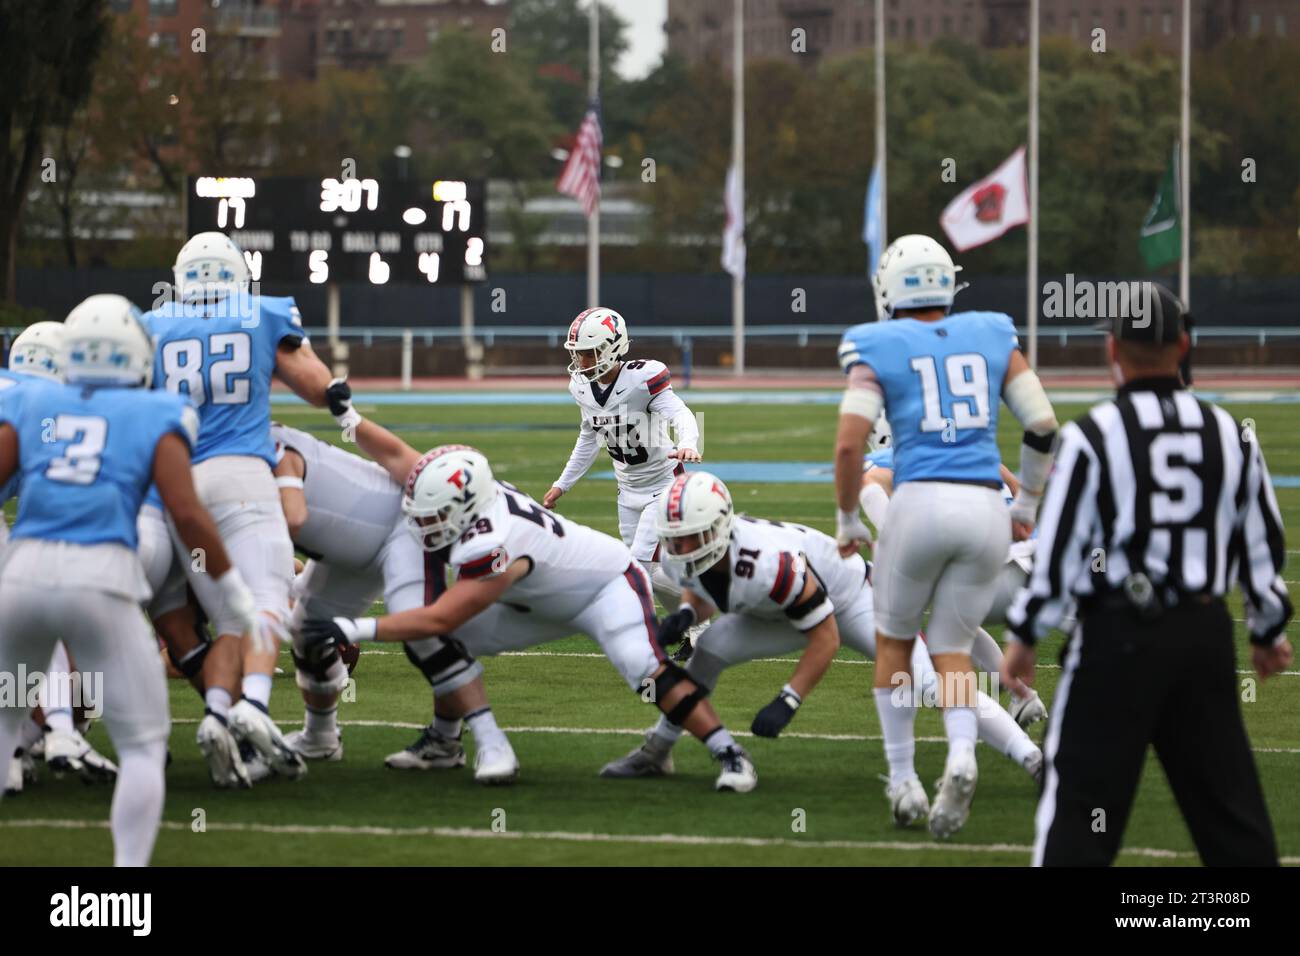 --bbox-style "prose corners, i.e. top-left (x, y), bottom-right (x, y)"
top-left (4, 817), bottom-right (1261, 863)
top-left (161, 717), bottom-right (1300, 754)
